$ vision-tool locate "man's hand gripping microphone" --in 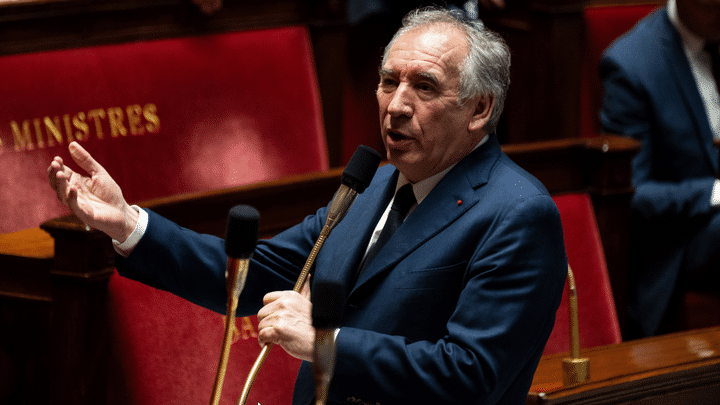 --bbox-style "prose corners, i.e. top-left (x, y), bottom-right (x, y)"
top-left (237, 145), bottom-right (381, 405)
